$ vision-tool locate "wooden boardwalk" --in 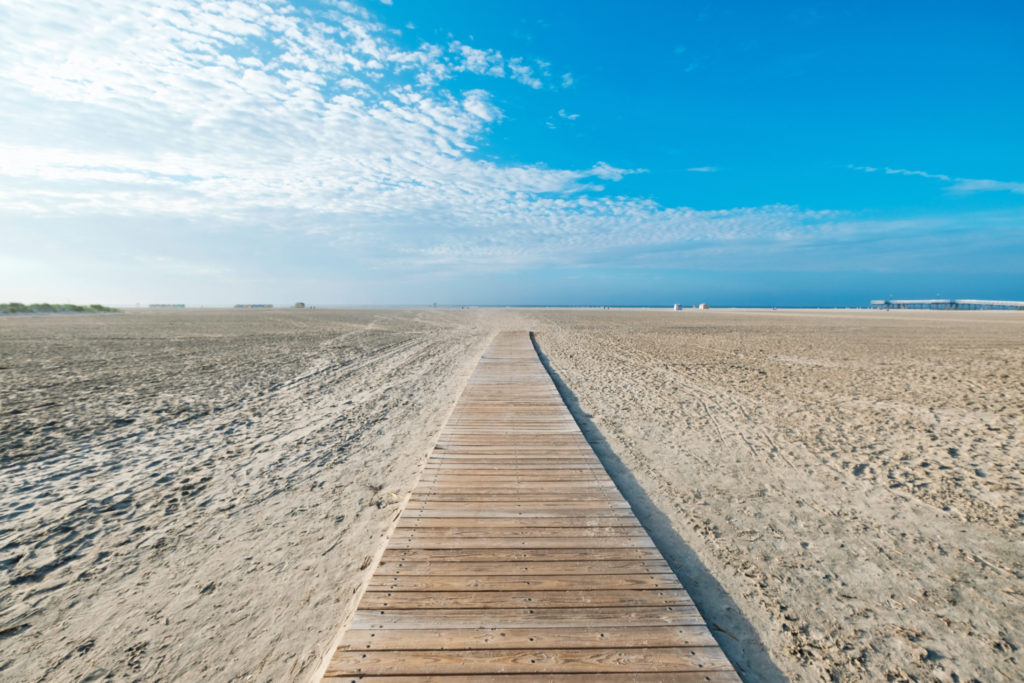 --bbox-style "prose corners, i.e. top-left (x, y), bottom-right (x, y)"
top-left (323, 331), bottom-right (739, 681)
